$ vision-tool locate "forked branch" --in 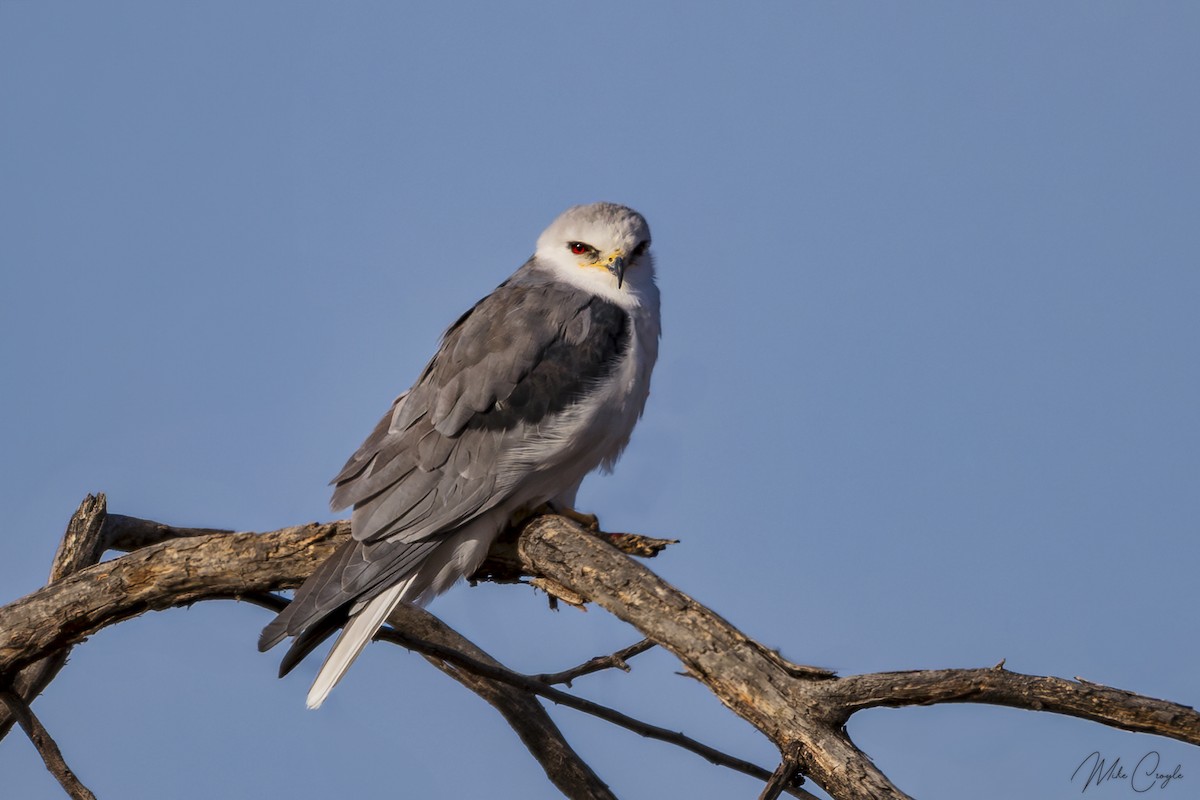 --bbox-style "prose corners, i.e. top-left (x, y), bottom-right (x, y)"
top-left (1, 496), bottom-right (1197, 800)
